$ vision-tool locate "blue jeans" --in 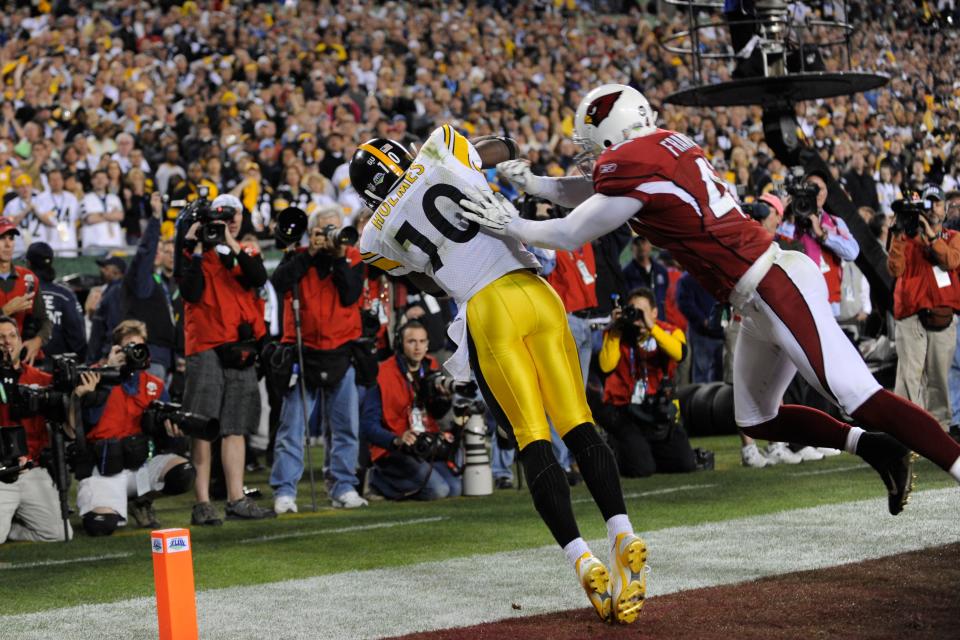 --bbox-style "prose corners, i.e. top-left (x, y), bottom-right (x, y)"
top-left (488, 411), bottom-right (515, 480)
top-left (950, 325), bottom-right (960, 426)
top-left (270, 366), bottom-right (360, 500)
top-left (369, 454), bottom-right (462, 500)
top-left (550, 314), bottom-right (594, 469)
top-left (689, 330), bottom-right (724, 383)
